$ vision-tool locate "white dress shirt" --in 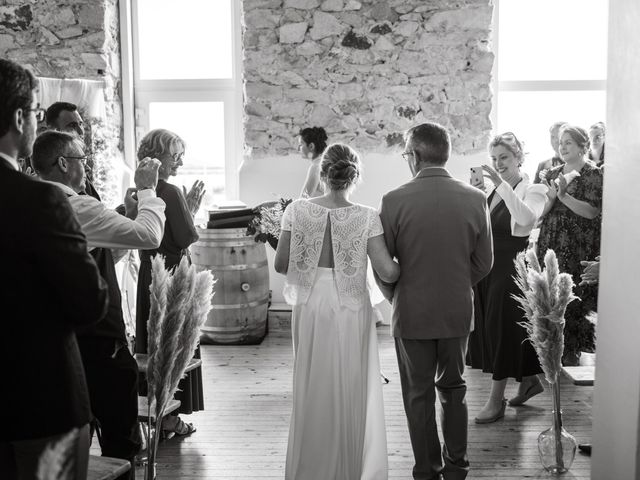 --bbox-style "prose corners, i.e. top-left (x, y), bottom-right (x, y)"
top-left (47, 181), bottom-right (166, 251)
